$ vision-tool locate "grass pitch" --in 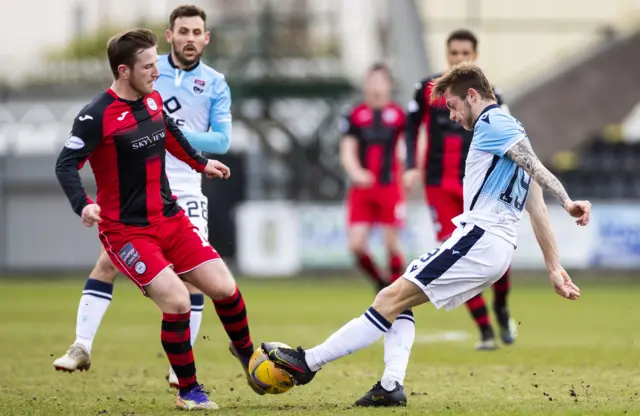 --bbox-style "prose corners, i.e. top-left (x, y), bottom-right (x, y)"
top-left (0, 275), bottom-right (639, 415)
